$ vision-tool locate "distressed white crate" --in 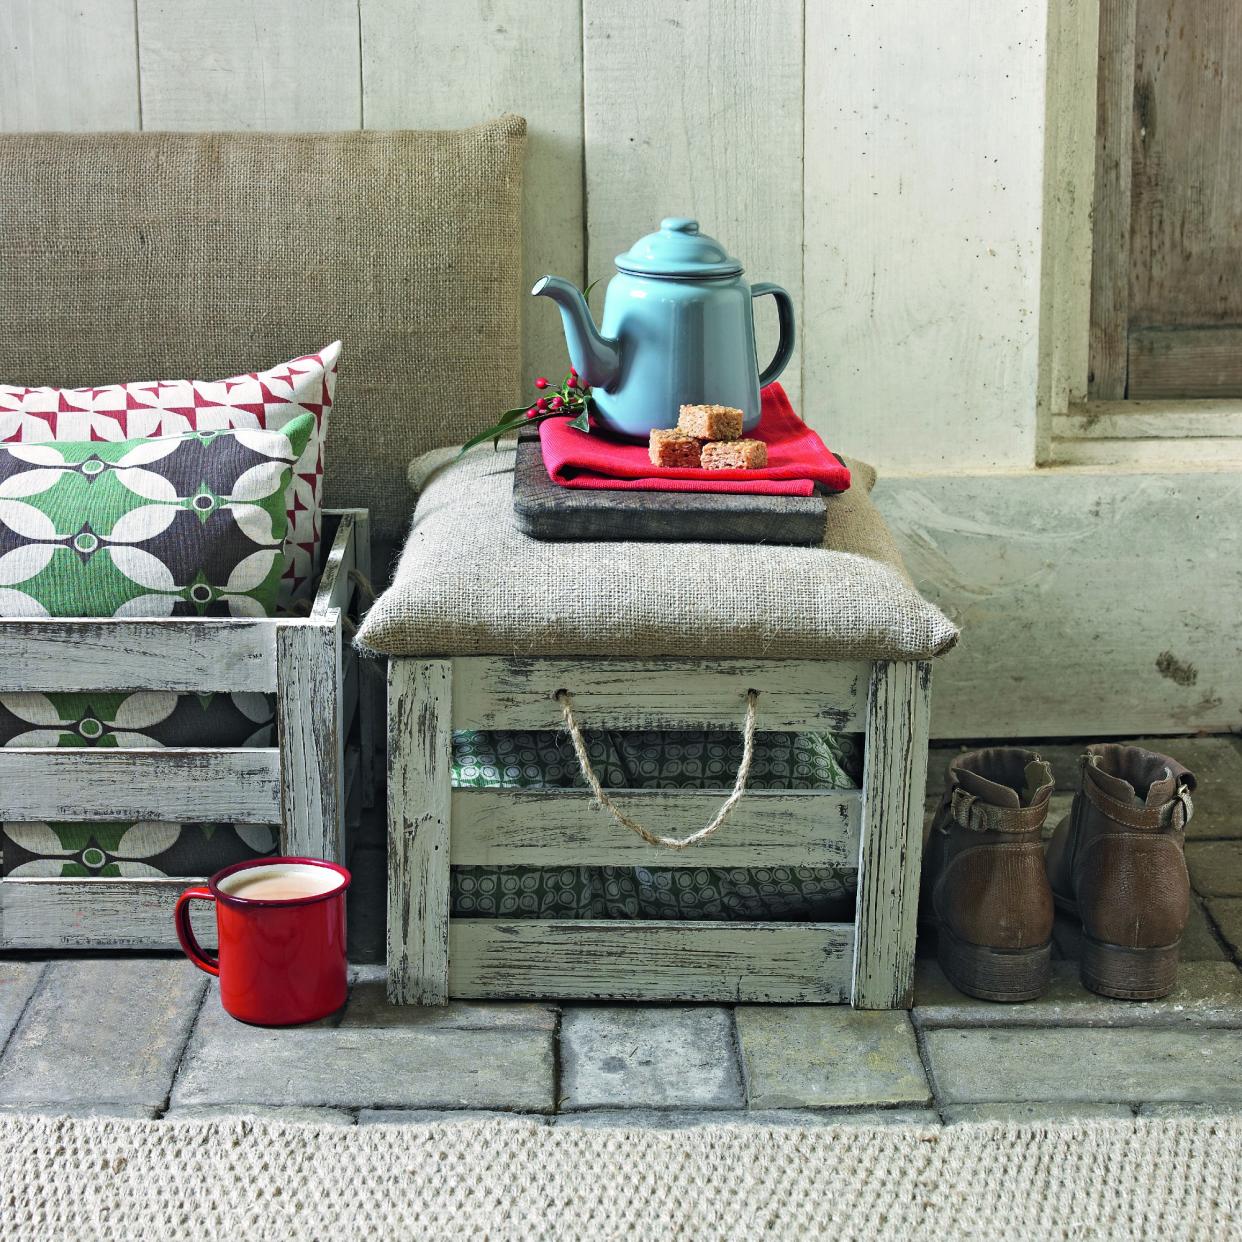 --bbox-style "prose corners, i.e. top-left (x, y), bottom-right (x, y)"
top-left (387, 656), bottom-right (931, 1010)
top-left (0, 509), bottom-right (375, 950)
